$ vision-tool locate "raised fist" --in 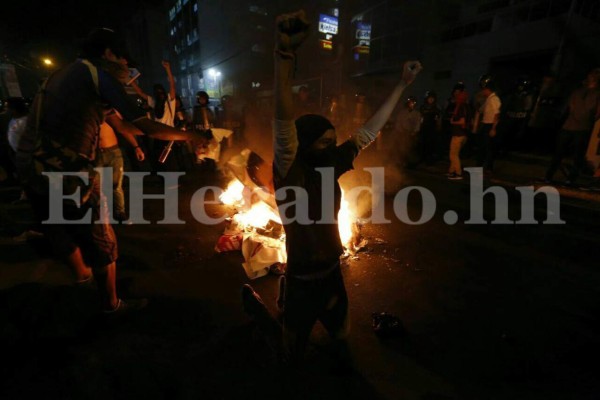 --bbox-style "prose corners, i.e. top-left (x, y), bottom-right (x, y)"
top-left (161, 60), bottom-right (171, 70)
top-left (275, 10), bottom-right (310, 57)
top-left (401, 61), bottom-right (423, 85)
